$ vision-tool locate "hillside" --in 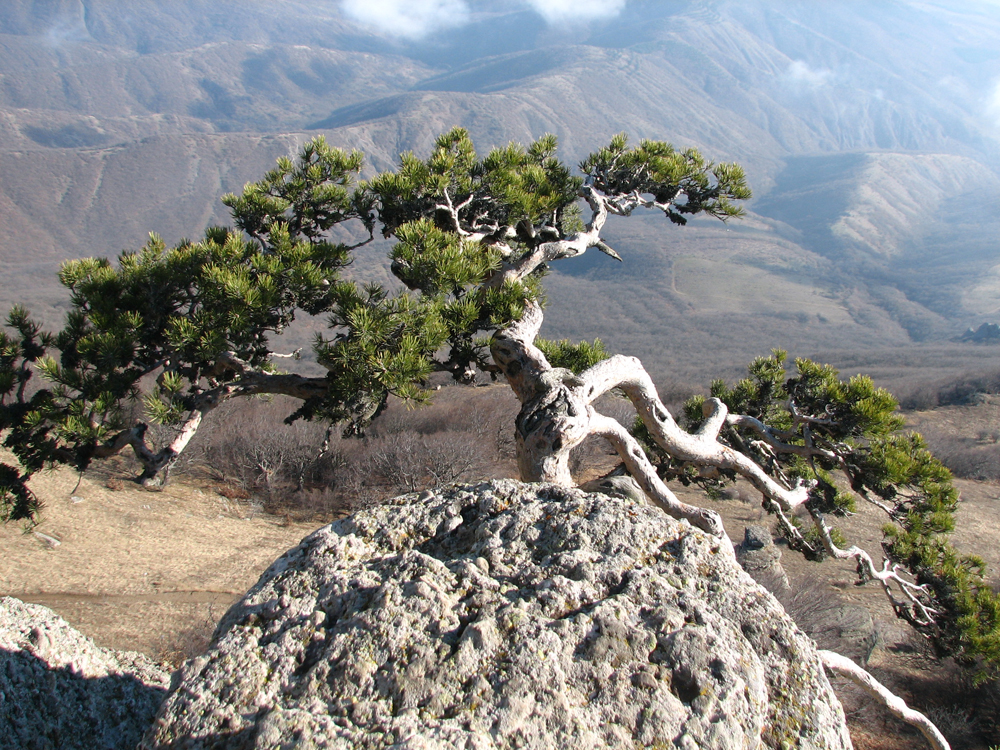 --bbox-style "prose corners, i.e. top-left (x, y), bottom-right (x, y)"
top-left (2, 0), bottom-right (1000, 384)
